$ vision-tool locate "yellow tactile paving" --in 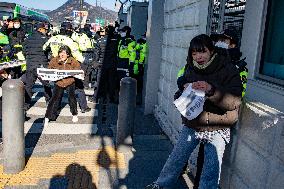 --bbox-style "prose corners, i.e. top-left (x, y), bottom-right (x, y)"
top-left (0, 146), bottom-right (126, 188)
top-left (77, 147), bottom-right (126, 169)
